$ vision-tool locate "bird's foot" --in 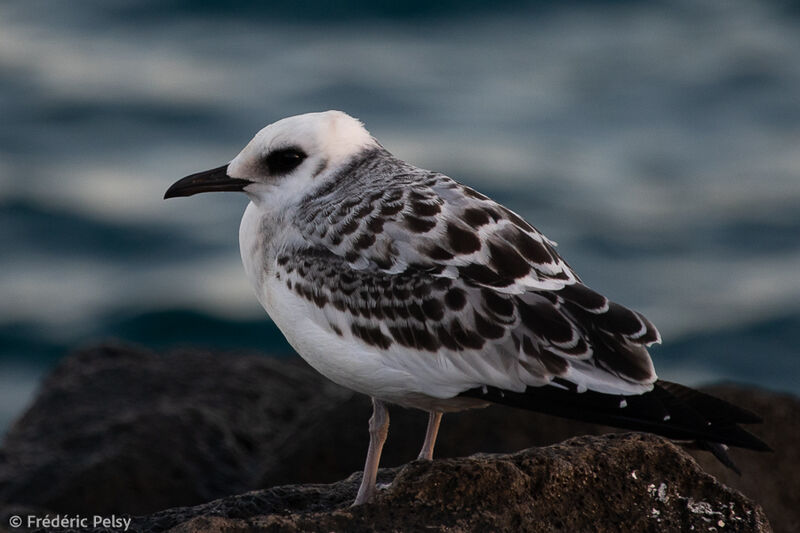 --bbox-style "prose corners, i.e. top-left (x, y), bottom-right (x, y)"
top-left (351, 480), bottom-right (393, 506)
top-left (351, 494), bottom-right (371, 507)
